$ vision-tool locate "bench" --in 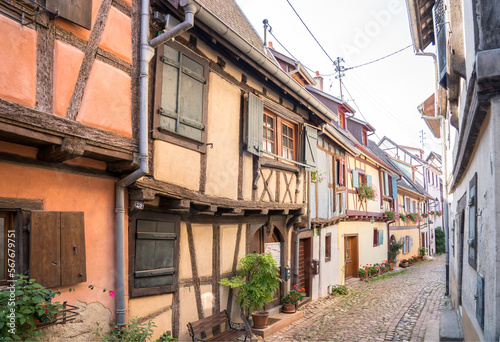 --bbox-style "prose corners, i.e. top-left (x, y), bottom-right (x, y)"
top-left (187, 310), bottom-right (248, 342)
